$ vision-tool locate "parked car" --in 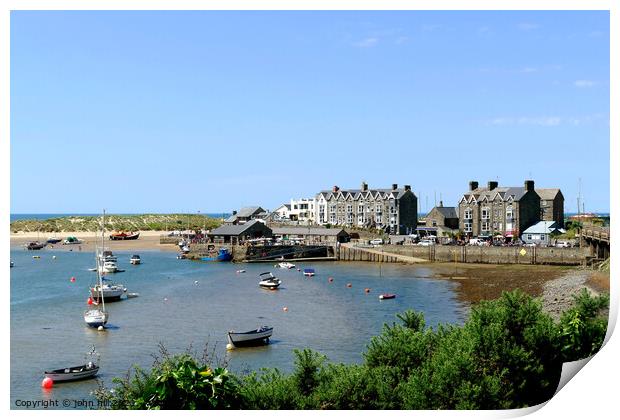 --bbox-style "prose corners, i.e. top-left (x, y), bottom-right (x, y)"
top-left (370, 238), bottom-right (384, 245)
top-left (555, 240), bottom-right (571, 248)
top-left (416, 239), bottom-right (434, 246)
top-left (468, 238), bottom-right (485, 246)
